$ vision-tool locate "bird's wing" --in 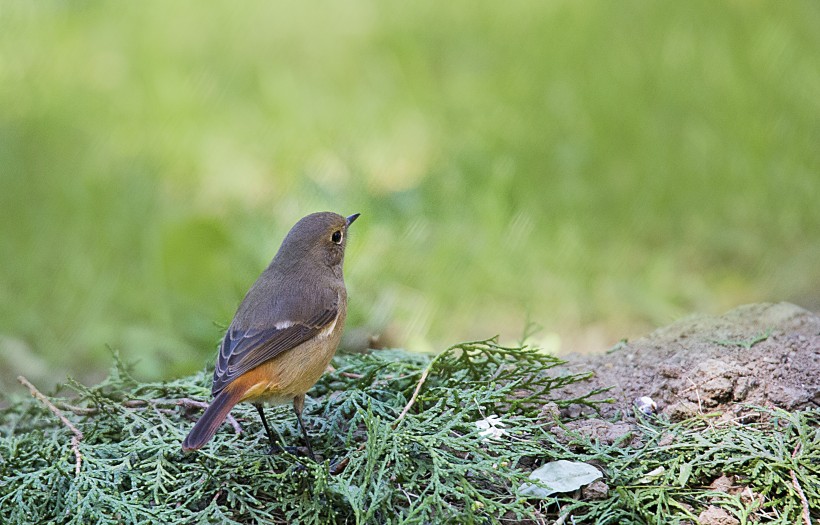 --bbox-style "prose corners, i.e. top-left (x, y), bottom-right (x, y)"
top-left (211, 304), bottom-right (338, 396)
